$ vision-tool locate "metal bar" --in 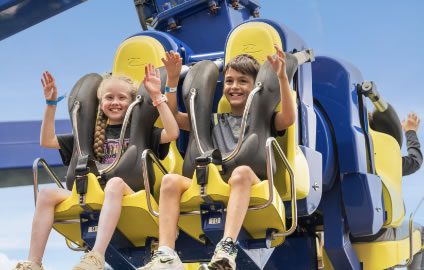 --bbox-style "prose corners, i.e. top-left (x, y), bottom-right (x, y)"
top-left (65, 239), bottom-right (86, 252)
top-left (396, 196), bottom-right (424, 267)
top-left (71, 101), bottom-right (82, 157)
top-left (141, 149), bottom-right (202, 217)
top-left (100, 96), bottom-right (142, 174)
top-left (264, 137), bottom-right (298, 237)
top-left (142, 149), bottom-right (168, 217)
top-left (189, 88), bottom-right (207, 155)
top-left (32, 158), bottom-right (64, 205)
top-left (223, 82), bottom-right (262, 161)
